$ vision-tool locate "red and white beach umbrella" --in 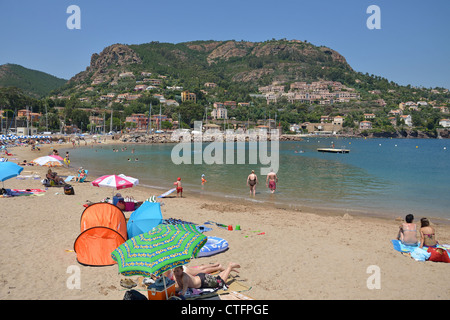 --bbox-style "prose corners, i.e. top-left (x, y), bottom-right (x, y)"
top-left (49, 155), bottom-right (64, 161)
top-left (31, 156), bottom-right (63, 167)
top-left (91, 174), bottom-right (139, 194)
